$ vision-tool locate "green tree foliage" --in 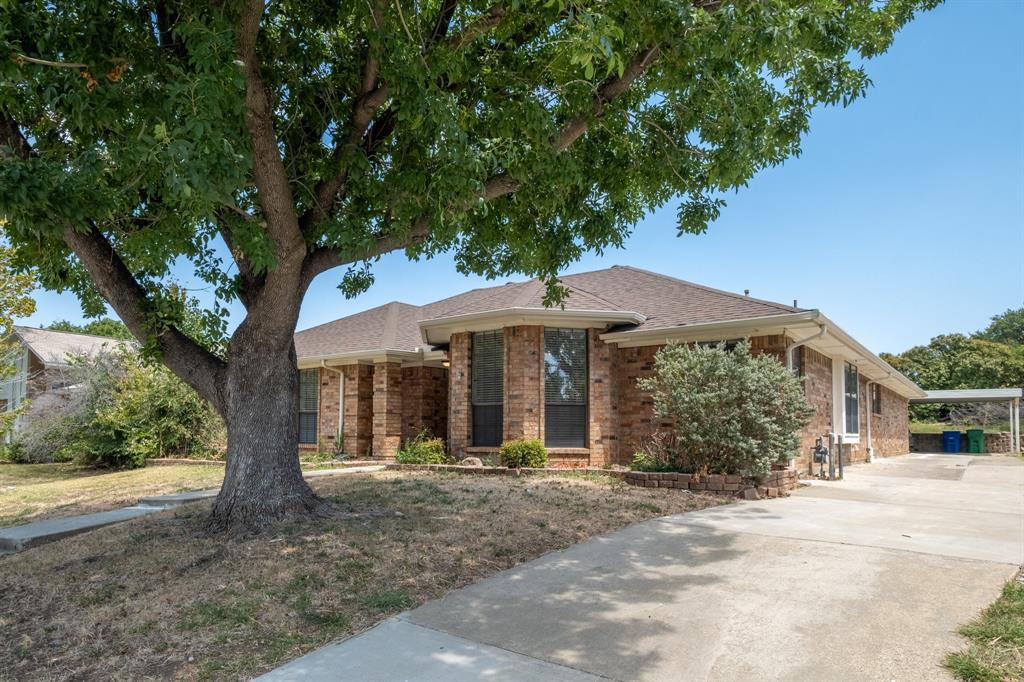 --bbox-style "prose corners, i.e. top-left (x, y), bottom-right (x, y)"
top-left (638, 341), bottom-right (813, 477)
top-left (47, 317), bottom-right (132, 339)
top-left (974, 308), bottom-right (1024, 347)
top-left (882, 315), bottom-right (1024, 421)
top-left (10, 348), bottom-right (225, 467)
top-left (0, 0), bottom-right (937, 525)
